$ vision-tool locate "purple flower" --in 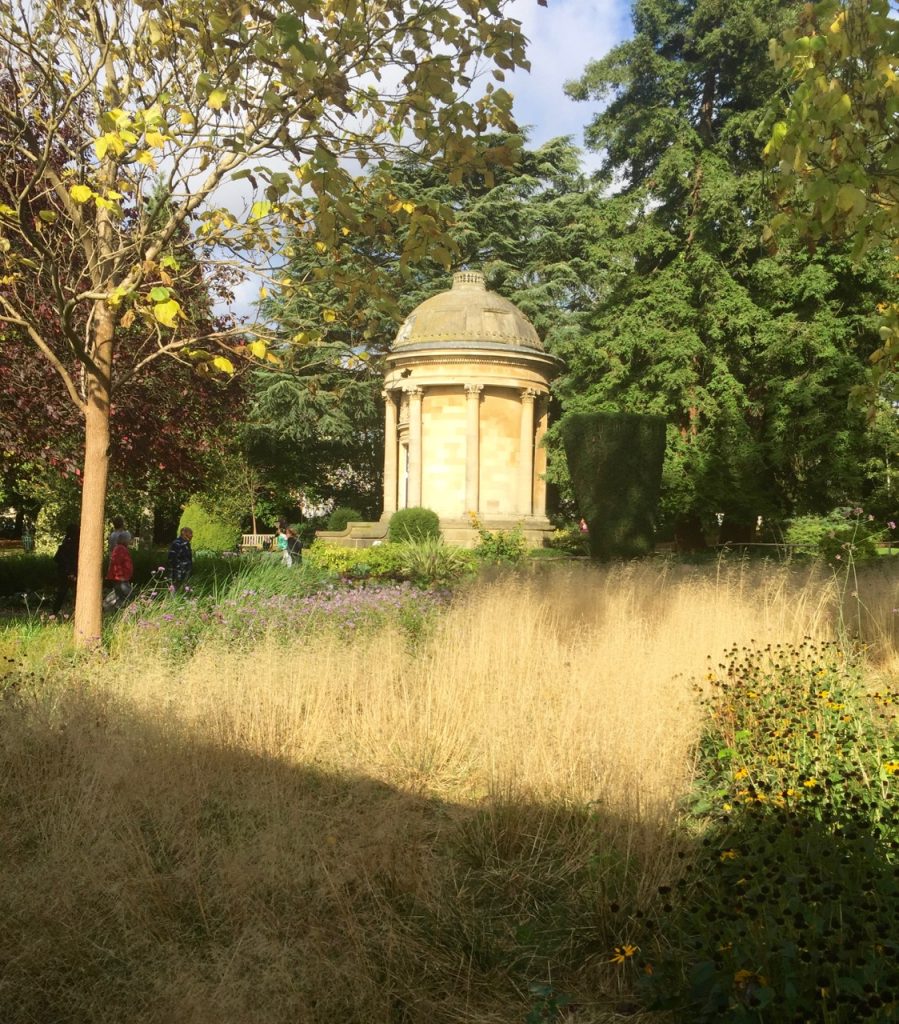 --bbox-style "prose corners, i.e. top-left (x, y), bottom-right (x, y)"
top-left (889, 521), bottom-right (896, 531)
